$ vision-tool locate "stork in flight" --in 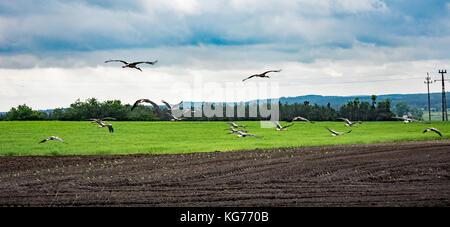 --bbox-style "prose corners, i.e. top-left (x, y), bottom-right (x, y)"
top-left (393, 115), bottom-right (423, 124)
top-left (227, 122), bottom-right (246, 128)
top-left (162, 99), bottom-right (194, 118)
top-left (88, 117), bottom-right (116, 122)
top-left (288, 116), bottom-right (314, 123)
top-left (423, 128), bottom-right (442, 137)
top-left (338, 118), bottom-right (361, 127)
top-left (39, 136), bottom-right (66, 144)
top-left (233, 130), bottom-right (261, 138)
top-left (225, 128), bottom-right (249, 134)
top-left (326, 127), bottom-right (351, 136)
top-left (166, 112), bottom-right (184, 121)
top-left (161, 100), bottom-right (195, 116)
top-left (89, 118), bottom-right (114, 133)
top-left (104, 59), bottom-right (158, 72)
top-left (131, 99), bottom-right (161, 114)
top-left (161, 100), bottom-right (183, 112)
top-left (242, 69), bottom-right (282, 82)
top-left (273, 121), bottom-right (294, 131)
